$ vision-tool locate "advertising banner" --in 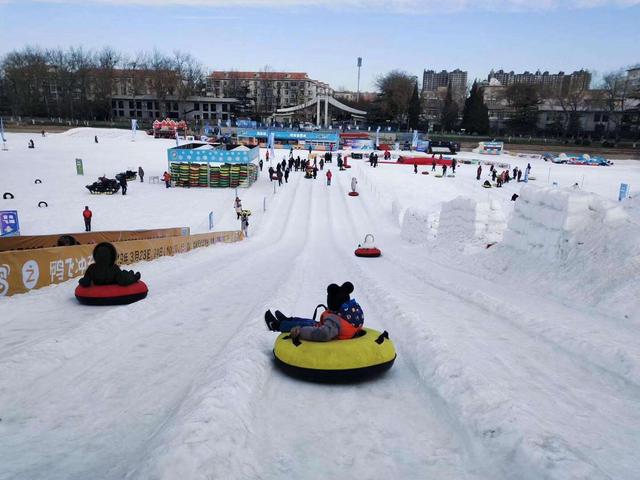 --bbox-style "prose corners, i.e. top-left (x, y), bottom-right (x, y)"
top-left (0, 211), bottom-right (20, 237)
top-left (0, 230), bottom-right (243, 297)
top-left (0, 227), bottom-right (190, 252)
